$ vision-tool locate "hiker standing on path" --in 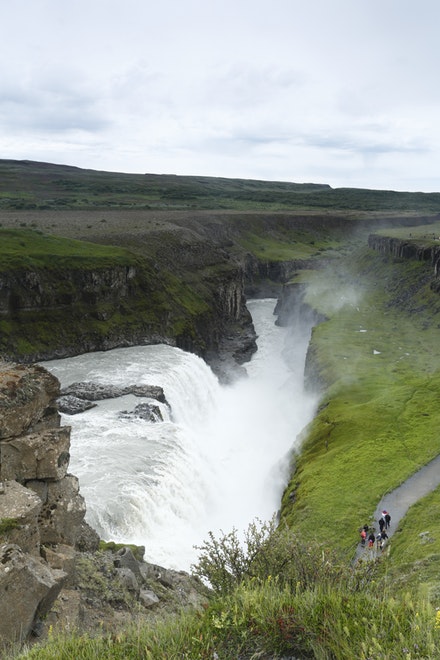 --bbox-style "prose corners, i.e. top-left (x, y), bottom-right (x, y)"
top-left (382, 510), bottom-right (391, 529)
top-left (380, 529), bottom-right (389, 551)
top-left (379, 517), bottom-right (385, 533)
top-left (368, 531), bottom-right (376, 549)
